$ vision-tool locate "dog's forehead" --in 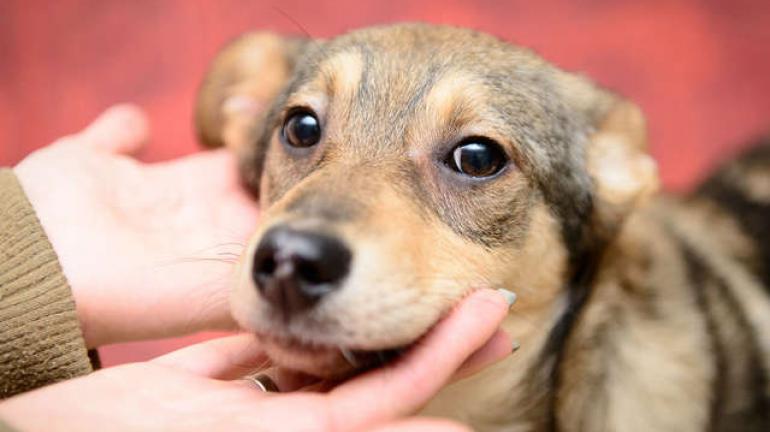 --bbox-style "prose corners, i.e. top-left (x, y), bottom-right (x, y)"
top-left (283, 24), bottom-right (567, 157)
top-left (307, 25), bottom-right (528, 102)
top-left (272, 24), bottom-right (595, 223)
